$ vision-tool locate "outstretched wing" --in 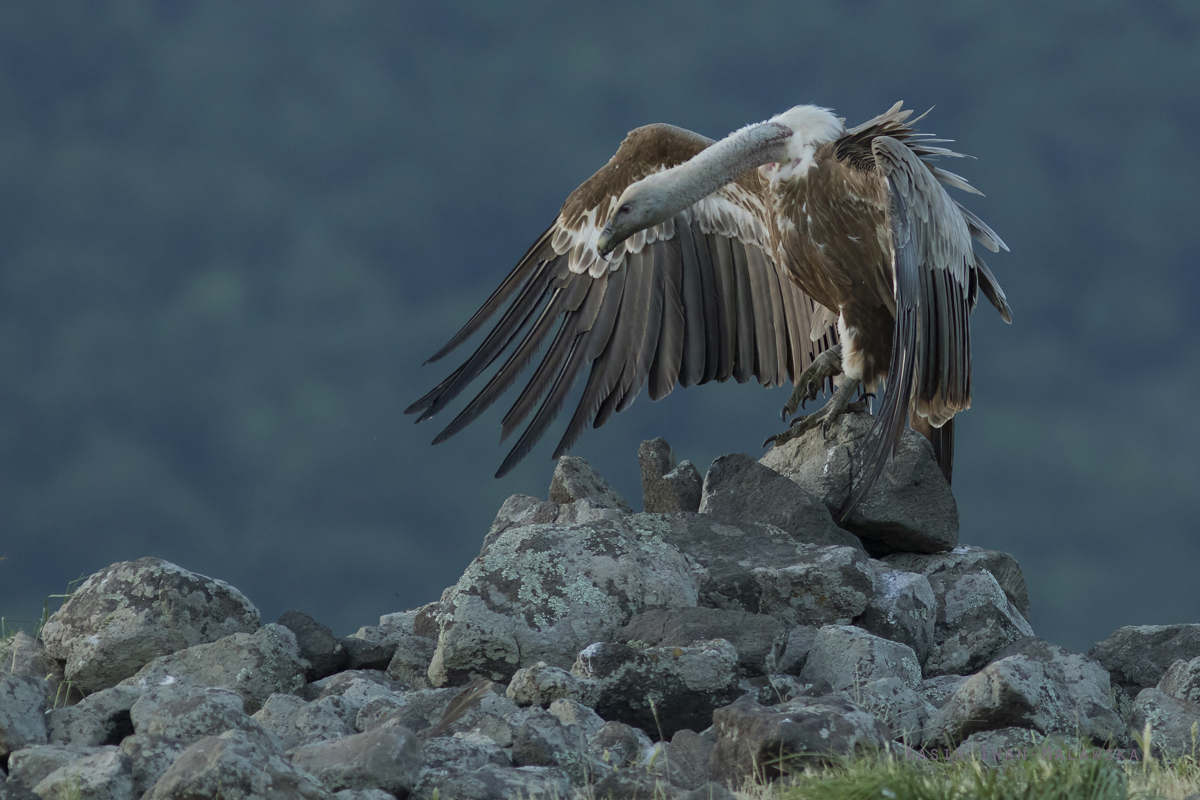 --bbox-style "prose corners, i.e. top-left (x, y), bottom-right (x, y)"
top-left (841, 131), bottom-right (1010, 515)
top-left (406, 123), bottom-right (838, 477)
